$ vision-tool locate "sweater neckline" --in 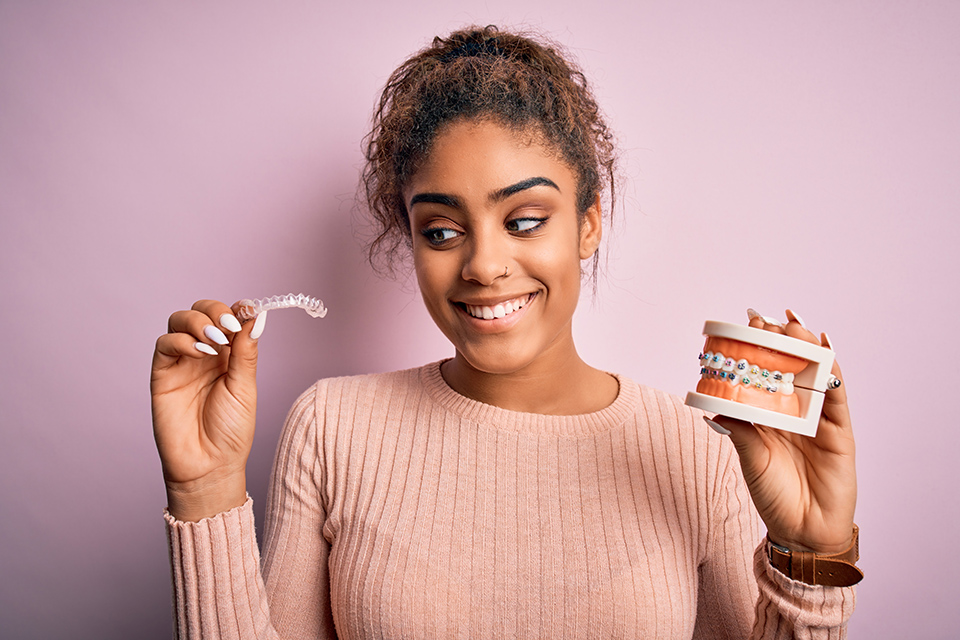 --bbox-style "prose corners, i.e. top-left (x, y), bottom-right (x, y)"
top-left (420, 360), bottom-right (640, 437)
